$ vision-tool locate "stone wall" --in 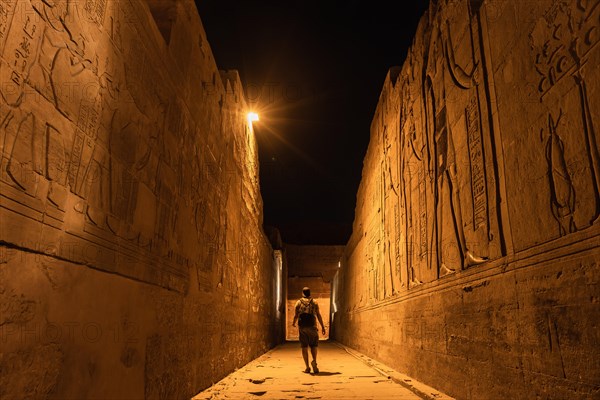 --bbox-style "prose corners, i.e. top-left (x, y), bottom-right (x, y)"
top-left (0, 0), bottom-right (281, 398)
top-left (286, 244), bottom-right (344, 280)
top-left (332, 0), bottom-right (600, 399)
